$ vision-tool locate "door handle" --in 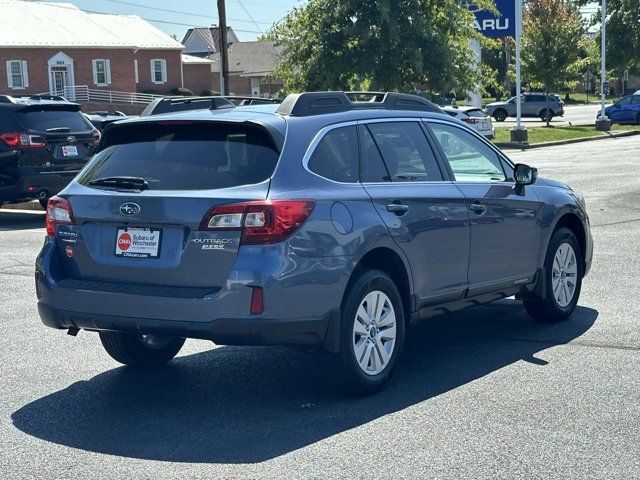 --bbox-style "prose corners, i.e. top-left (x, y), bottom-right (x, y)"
top-left (386, 203), bottom-right (409, 215)
top-left (469, 202), bottom-right (487, 214)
